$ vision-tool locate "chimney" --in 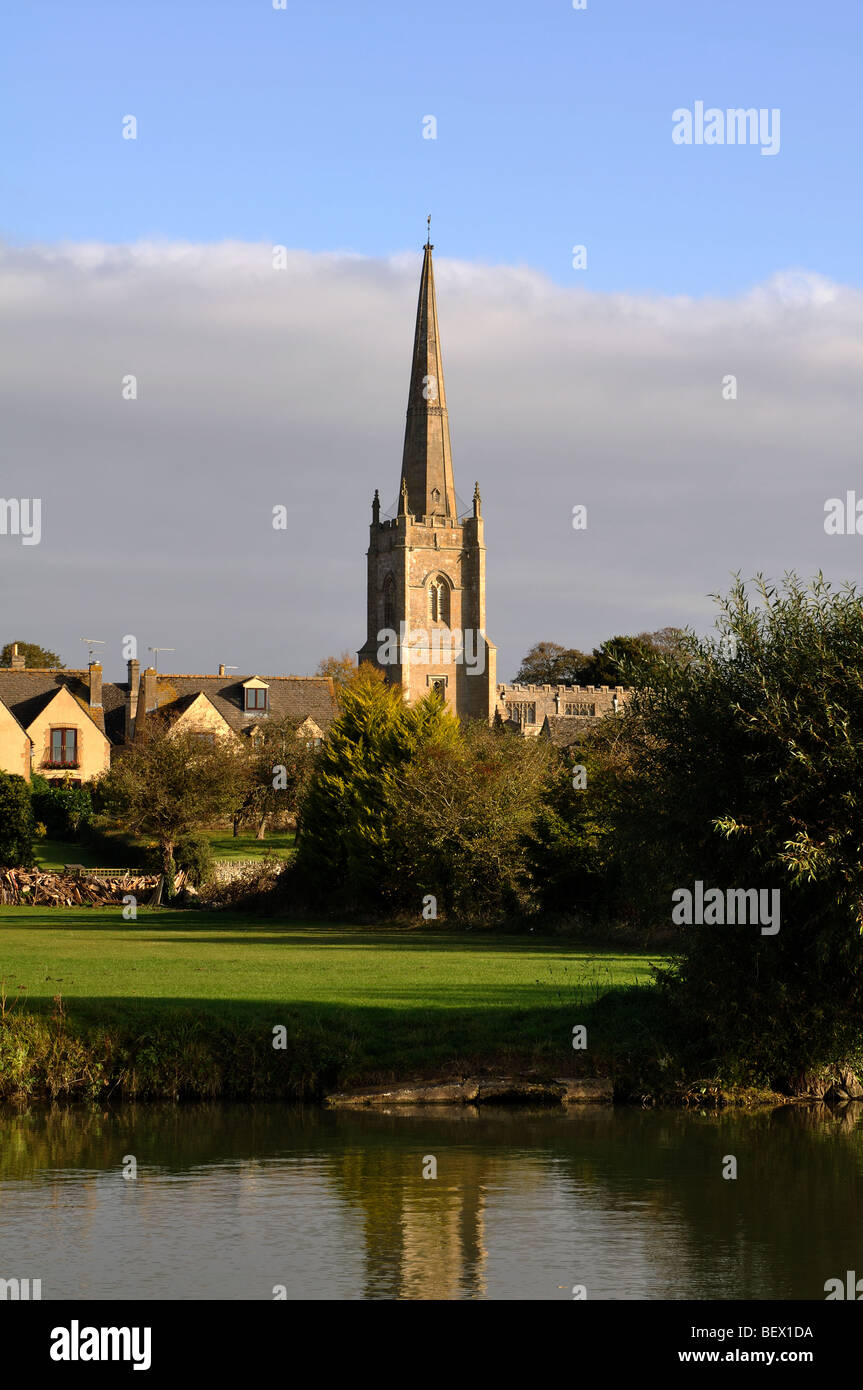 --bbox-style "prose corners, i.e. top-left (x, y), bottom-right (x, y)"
top-left (218, 664), bottom-right (226, 677)
top-left (141, 666), bottom-right (157, 713)
top-left (125, 657), bottom-right (140, 741)
top-left (88, 662), bottom-right (103, 710)
top-left (86, 662), bottom-right (105, 732)
top-left (10, 643), bottom-right (25, 670)
top-left (132, 666), bottom-right (158, 742)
